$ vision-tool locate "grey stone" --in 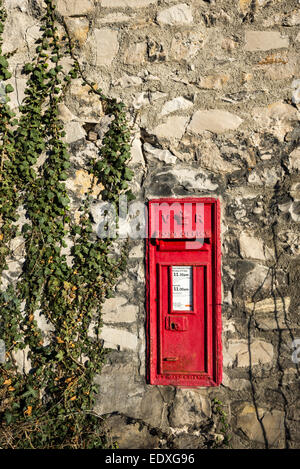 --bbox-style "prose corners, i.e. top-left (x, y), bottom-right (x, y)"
top-left (144, 142), bottom-right (177, 164)
top-left (94, 358), bottom-right (169, 427)
top-left (155, 167), bottom-right (218, 192)
top-left (104, 414), bottom-right (160, 449)
top-left (169, 389), bottom-right (211, 427)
